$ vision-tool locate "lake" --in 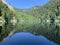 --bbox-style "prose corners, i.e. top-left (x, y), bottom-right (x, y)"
top-left (0, 32), bottom-right (58, 45)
